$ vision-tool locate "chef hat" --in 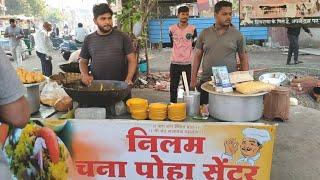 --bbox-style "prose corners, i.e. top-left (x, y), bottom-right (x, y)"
top-left (242, 128), bottom-right (271, 145)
